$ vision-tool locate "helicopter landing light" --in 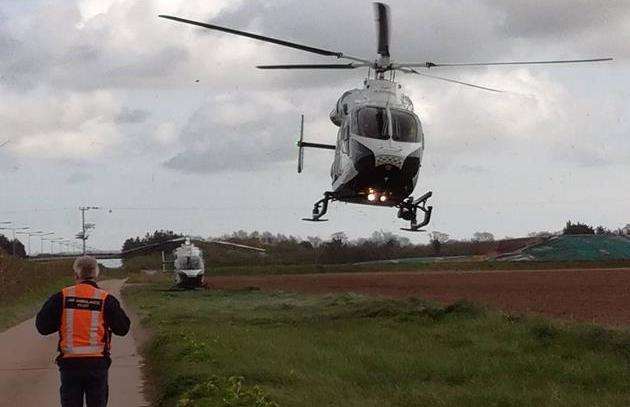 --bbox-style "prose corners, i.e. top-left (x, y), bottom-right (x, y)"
top-left (367, 193), bottom-right (377, 202)
top-left (379, 195), bottom-right (387, 202)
